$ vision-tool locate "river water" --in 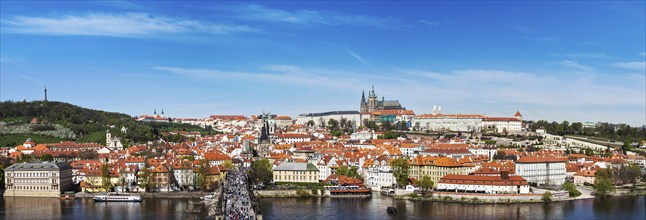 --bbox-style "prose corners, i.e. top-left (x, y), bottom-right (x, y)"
top-left (1, 195), bottom-right (644, 219)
